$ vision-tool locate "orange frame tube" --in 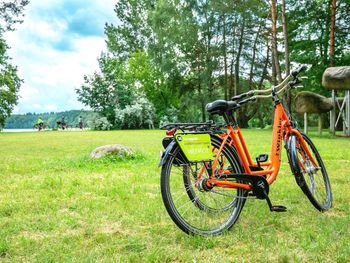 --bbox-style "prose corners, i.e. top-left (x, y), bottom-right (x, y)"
top-left (207, 102), bottom-right (316, 191)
